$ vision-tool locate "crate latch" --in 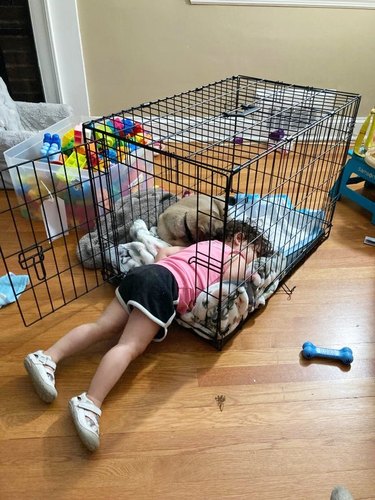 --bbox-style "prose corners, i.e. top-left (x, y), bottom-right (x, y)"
top-left (18, 244), bottom-right (48, 281)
